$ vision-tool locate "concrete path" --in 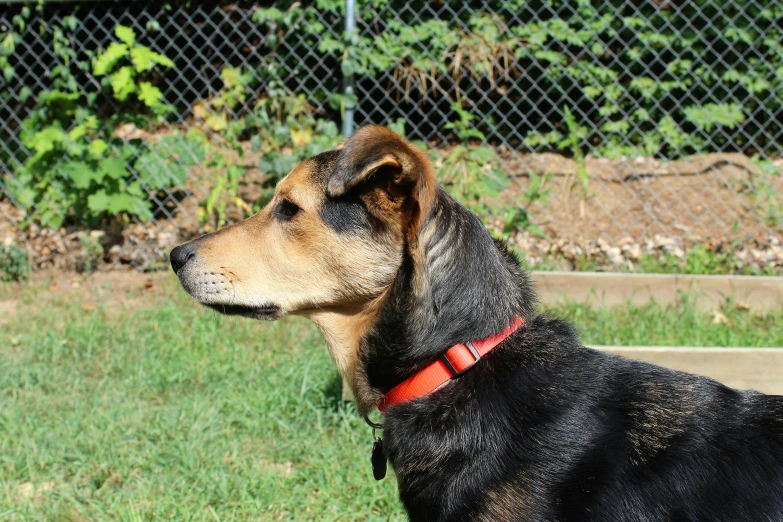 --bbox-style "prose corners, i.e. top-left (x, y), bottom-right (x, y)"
top-left (597, 346), bottom-right (783, 395)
